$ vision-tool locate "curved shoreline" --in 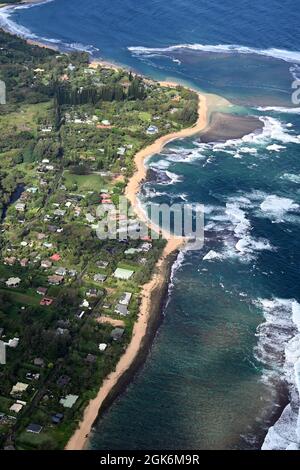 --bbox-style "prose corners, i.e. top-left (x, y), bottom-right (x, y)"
top-left (65, 85), bottom-right (215, 451)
